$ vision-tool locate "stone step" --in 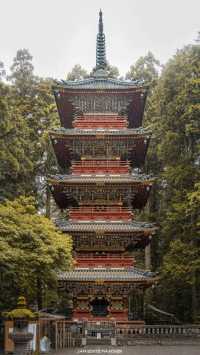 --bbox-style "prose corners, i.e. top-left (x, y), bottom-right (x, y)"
top-left (86, 337), bottom-right (111, 345)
